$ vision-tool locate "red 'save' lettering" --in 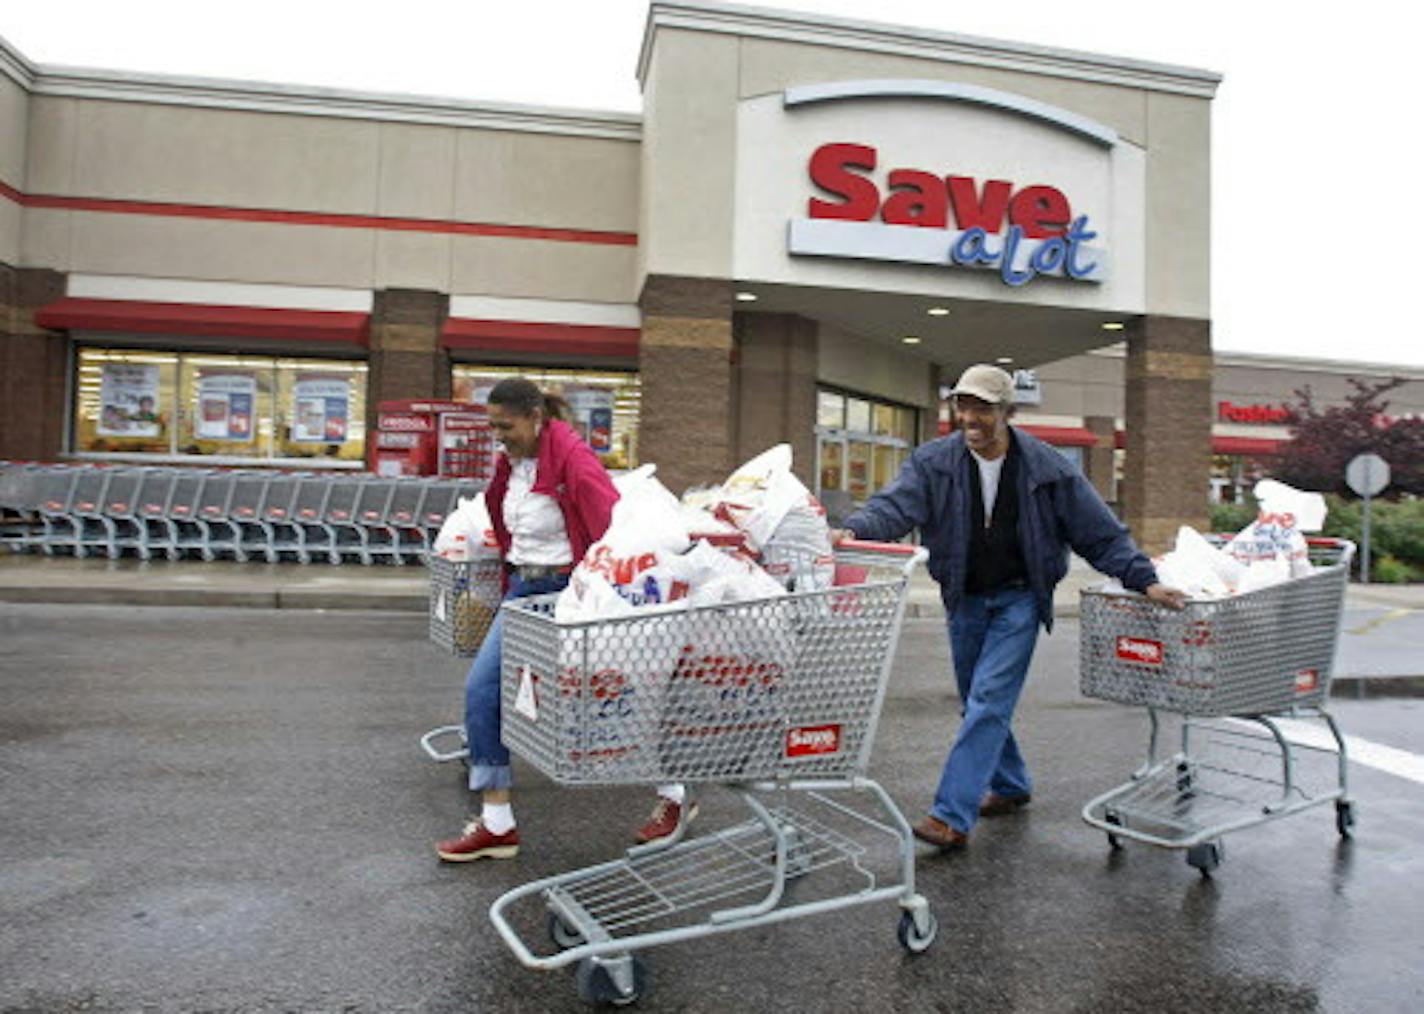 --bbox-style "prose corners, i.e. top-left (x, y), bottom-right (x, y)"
top-left (1115, 636), bottom-right (1164, 666)
top-left (808, 142), bottom-right (1072, 238)
top-left (785, 724), bottom-right (842, 758)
